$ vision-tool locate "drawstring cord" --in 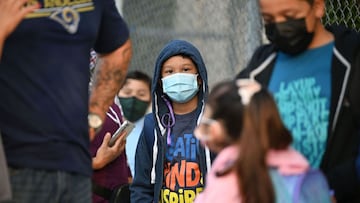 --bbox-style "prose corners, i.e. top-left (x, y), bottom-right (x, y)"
top-left (161, 95), bottom-right (175, 145)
